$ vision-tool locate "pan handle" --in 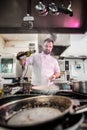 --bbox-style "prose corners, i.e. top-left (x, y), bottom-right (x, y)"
top-left (73, 104), bottom-right (87, 114)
